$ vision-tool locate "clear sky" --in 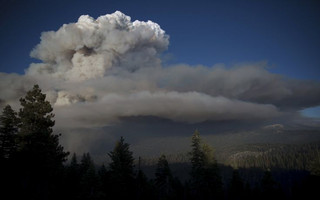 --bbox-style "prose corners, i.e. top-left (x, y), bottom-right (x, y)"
top-left (1, 0), bottom-right (319, 80)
